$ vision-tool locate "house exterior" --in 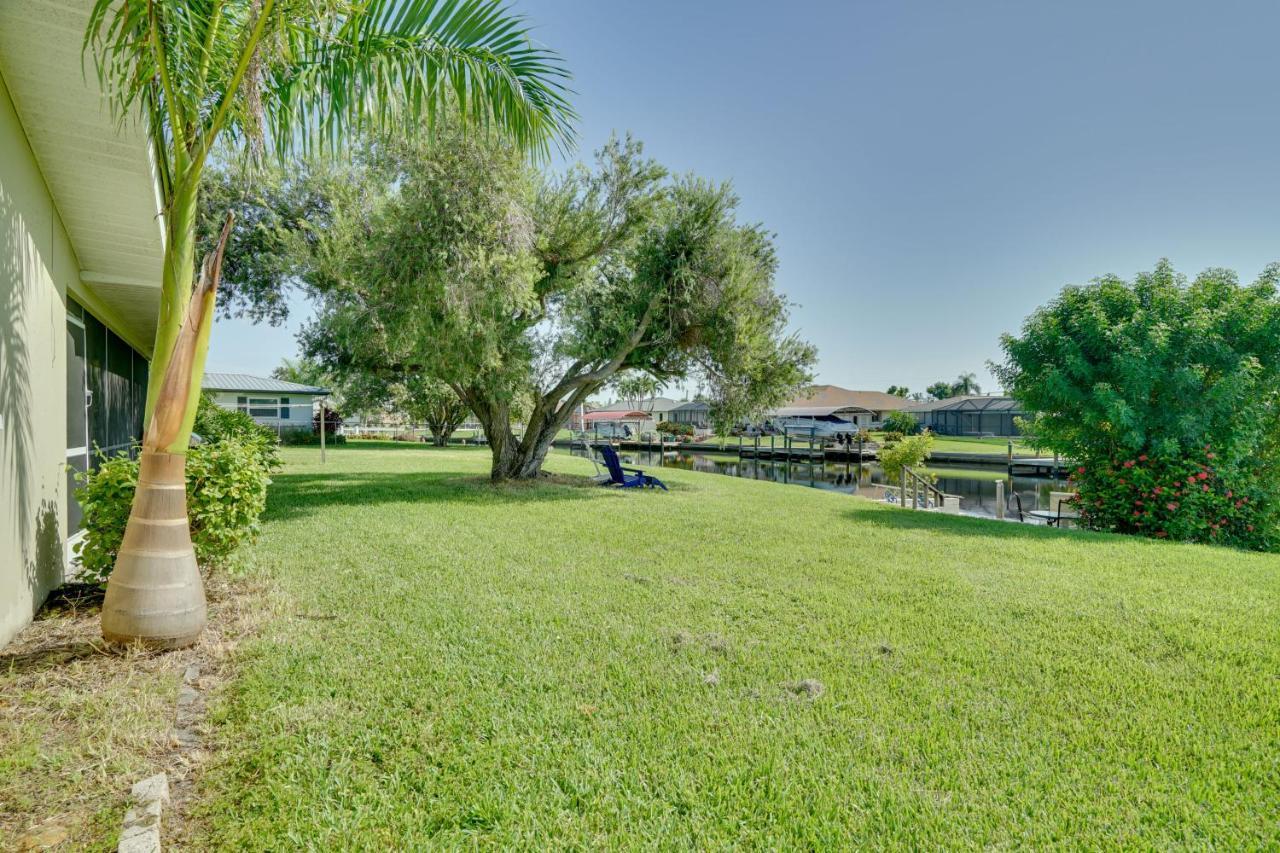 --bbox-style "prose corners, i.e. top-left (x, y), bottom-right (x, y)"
top-left (571, 397), bottom-right (678, 433)
top-left (770, 385), bottom-right (910, 428)
top-left (203, 373), bottom-right (329, 433)
top-left (1, 3), bottom-right (166, 645)
top-left (668, 400), bottom-right (711, 430)
top-left (902, 394), bottom-right (1025, 436)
